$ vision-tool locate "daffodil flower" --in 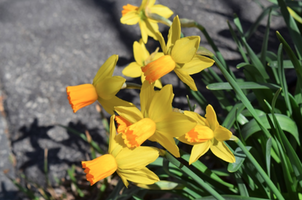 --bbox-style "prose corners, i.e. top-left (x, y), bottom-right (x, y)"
top-left (178, 105), bottom-right (235, 164)
top-left (66, 55), bottom-right (133, 114)
top-left (82, 115), bottom-right (160, 187)
top-left (123, 39), bottom-right (164, 88)
top-left (120, 0), bottom-right (173, 43)
top-left (114, 81), bottom-right (196, 158)
top-left (142, 16), bottom-right (215, 91)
